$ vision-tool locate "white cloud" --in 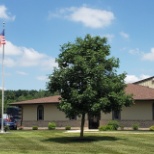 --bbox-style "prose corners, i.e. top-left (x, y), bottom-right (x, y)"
top-left (16, 71), bottom-right (28, 76)
top-left (37, 75), bottom-right (49, 81)
top-left (125, 75), bottom-right (139, 83)
top-left (41, 58), bottom-right (58, 70)
top-left (142, 48), bottom-right (154, 61)
top-left (49, 6), bottom-right (115, 28)
top-left (19, 48), bottom-right (47, 67)
top-left (5, 41), bottom-right (22, 55)
top-left (104, 34), bottom-right (114, 42)
top-left (125, 74), bottom-right (150, 83)
top-left (4, 57), bottom-right (16, 67)
top-left (140, 74), bottom-right (151, 80)
top-left (120, 31), bottom-right (129, 39)
top-left (19, 48), bottom-right (58, 69)
top-left (0, 41), bottom-right (58, 69)
top-left (129, 48), bottom-right (143, 56)
top-left (128, 48), bottom-right (154, 61)
top-left (0, 5), bottom-right (15, 21)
